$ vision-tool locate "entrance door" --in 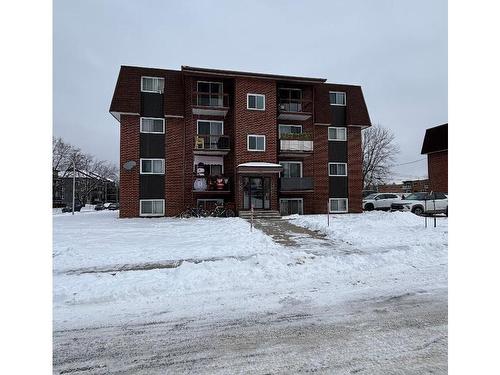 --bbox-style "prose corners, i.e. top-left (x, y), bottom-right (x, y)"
top-left (243, 177), bottom-right (271, 209)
